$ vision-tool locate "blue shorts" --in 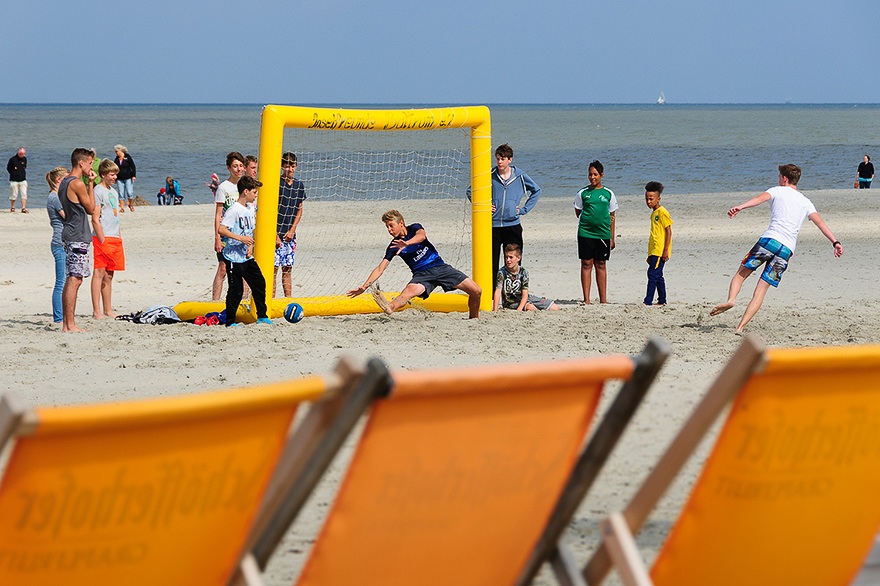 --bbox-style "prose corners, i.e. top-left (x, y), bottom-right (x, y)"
top-left (409, 264), bottom-right (469, 299)
top-left (741, 237), bottom-right (792, 287)
top-left (275, 237), bottom-right (296, 267)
